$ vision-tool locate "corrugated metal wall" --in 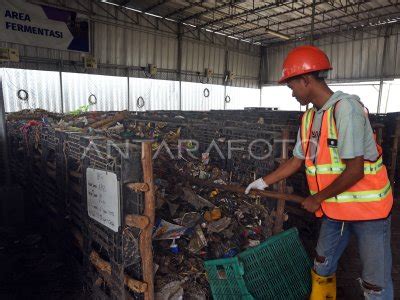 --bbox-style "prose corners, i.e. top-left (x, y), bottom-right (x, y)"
top-left (1, 68), bottom-right (62, 112)
top-left (179, 39), bottom-right (260, 88)
top-left (93, 23), bottom-right (178, 72)
top-left (225, 86), bottom-right (261, 110)
top-left (129, 78), bottom-right (180, 111)
top-left (181, 40), bottom-right (225, 84)
top-left (62, 72), bottom-right (128, 112)
top-left (262, 24), bottom-right (400, 84)
top-left (2, 68), bottom-right (262, 112)
top-left (0, 0), bottom-right (260, 88)
top-left (181, 82), bottom-right (224, 111)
